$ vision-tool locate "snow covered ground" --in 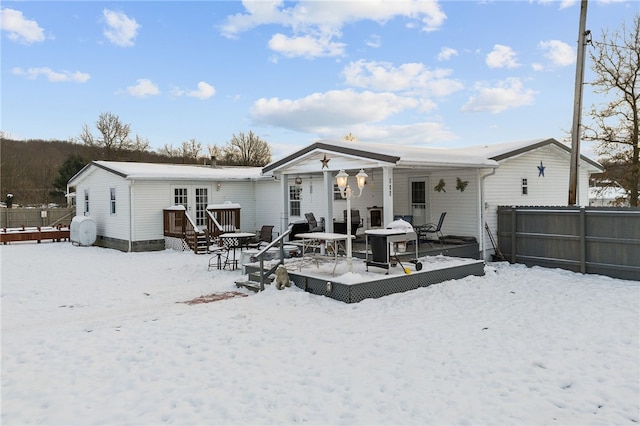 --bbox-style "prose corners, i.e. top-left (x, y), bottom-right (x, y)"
top-left (1, 242), bottom-right (638, 425)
